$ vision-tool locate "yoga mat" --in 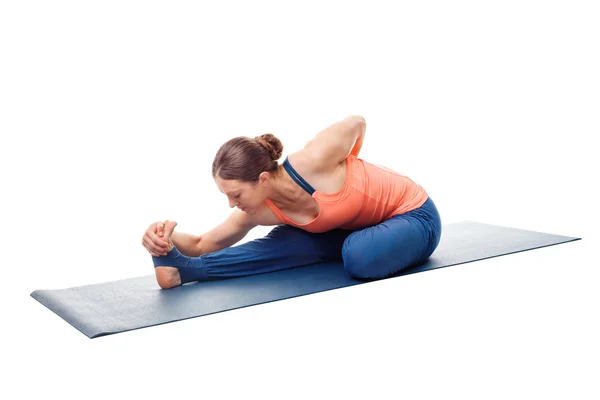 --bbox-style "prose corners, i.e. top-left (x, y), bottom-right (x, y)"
top-left (31, 221), bottom-right (580, 338)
